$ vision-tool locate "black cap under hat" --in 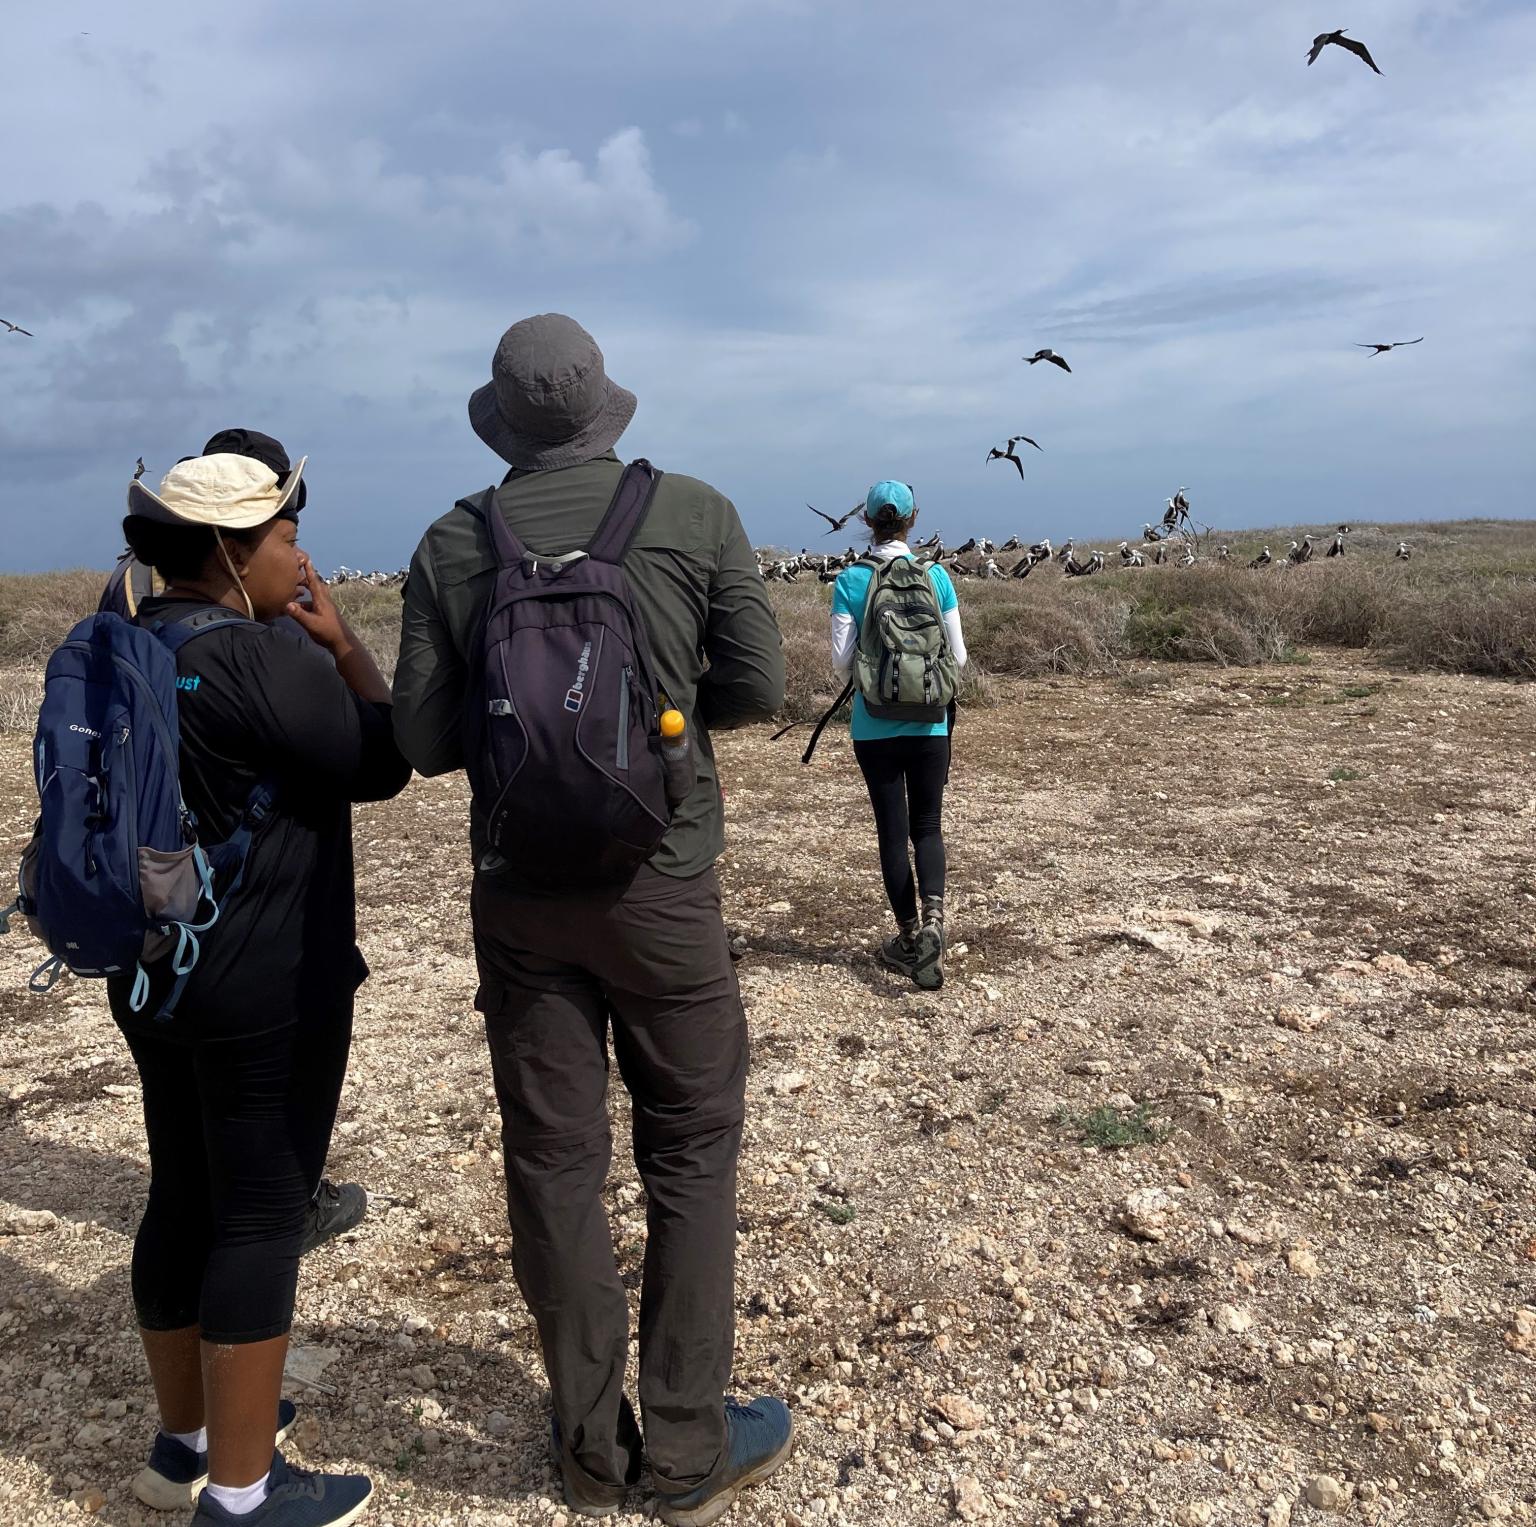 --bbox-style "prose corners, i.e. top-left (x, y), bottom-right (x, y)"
top-left (202, 428), bottom-right (307, 514)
